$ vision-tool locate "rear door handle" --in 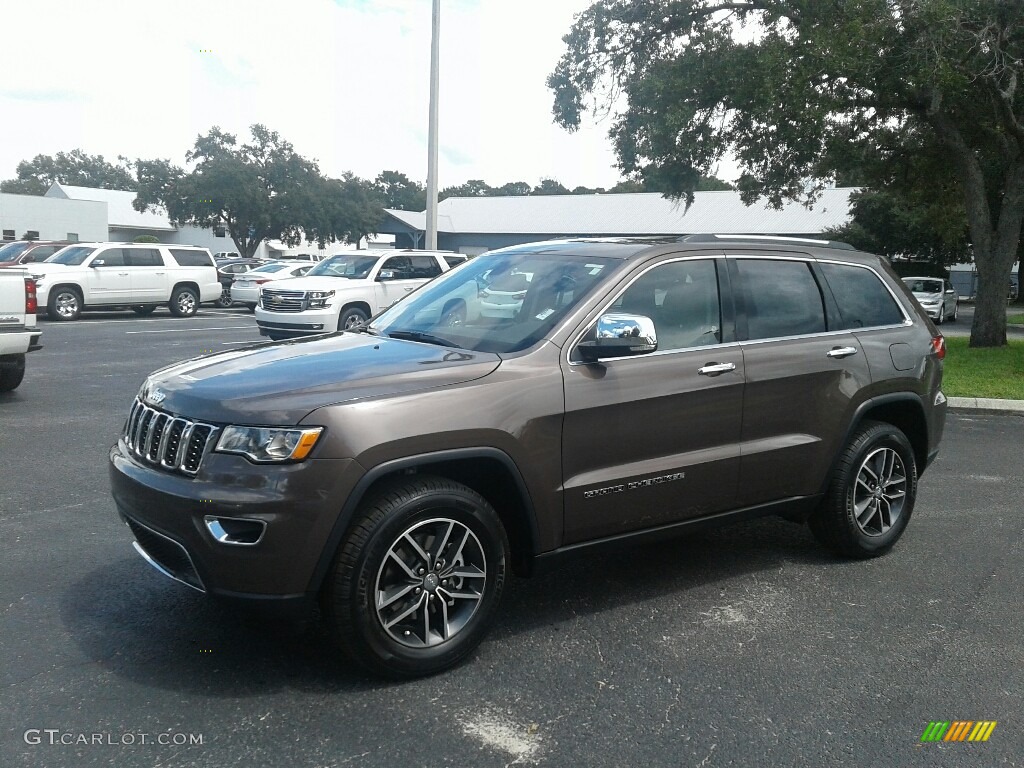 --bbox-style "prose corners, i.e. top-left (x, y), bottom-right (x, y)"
top-left (118, 272), bottom-right (130, 277)
top-left (698, 362), bottom-right (736, 376)
top-left (826, 346), bottom-right (858, 359)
